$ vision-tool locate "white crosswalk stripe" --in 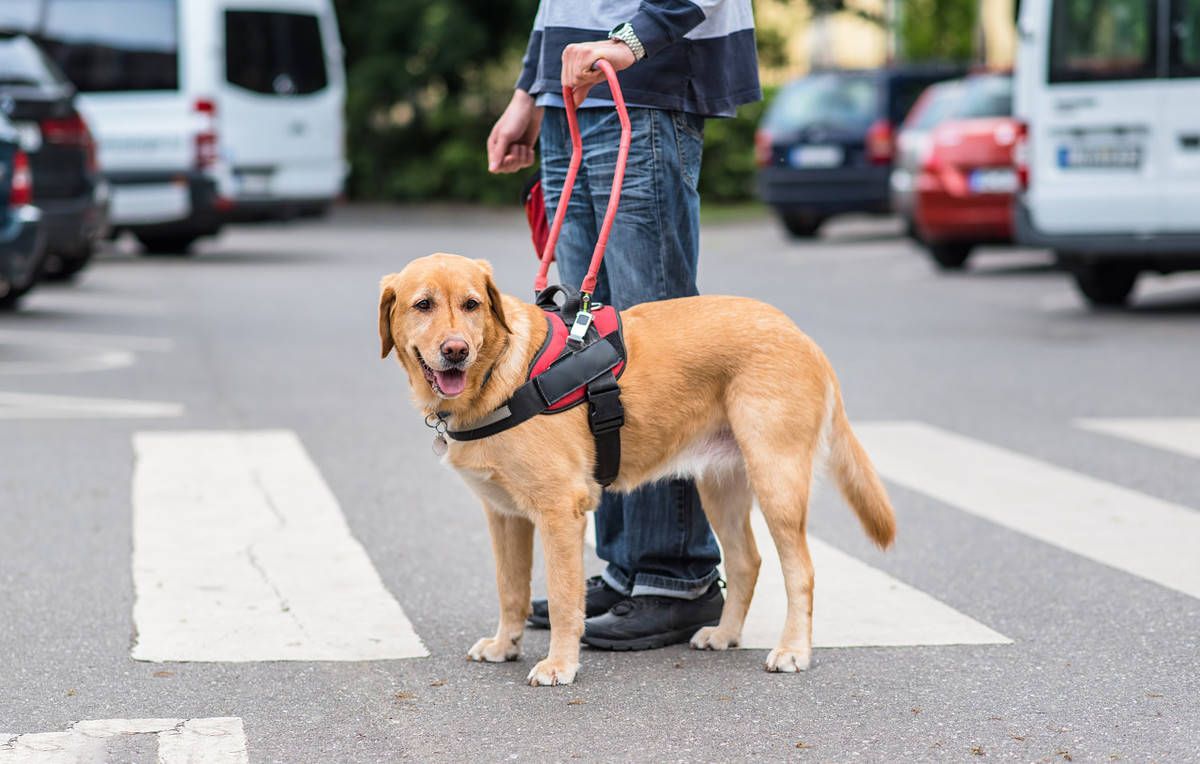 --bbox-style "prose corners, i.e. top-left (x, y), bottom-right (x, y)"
top-left (856, 421), bottom-right (1200, 600)
top-left (132, 430), bottom-right (428, 662)
top-left (1077, 417), bottom-right (1200, 460)
top-left (585, 512), bottom-right (1010, 648)
top-left (0, 718), bottom-right (247, 763)
top-left (0, 392), bottom-right (183, 419)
